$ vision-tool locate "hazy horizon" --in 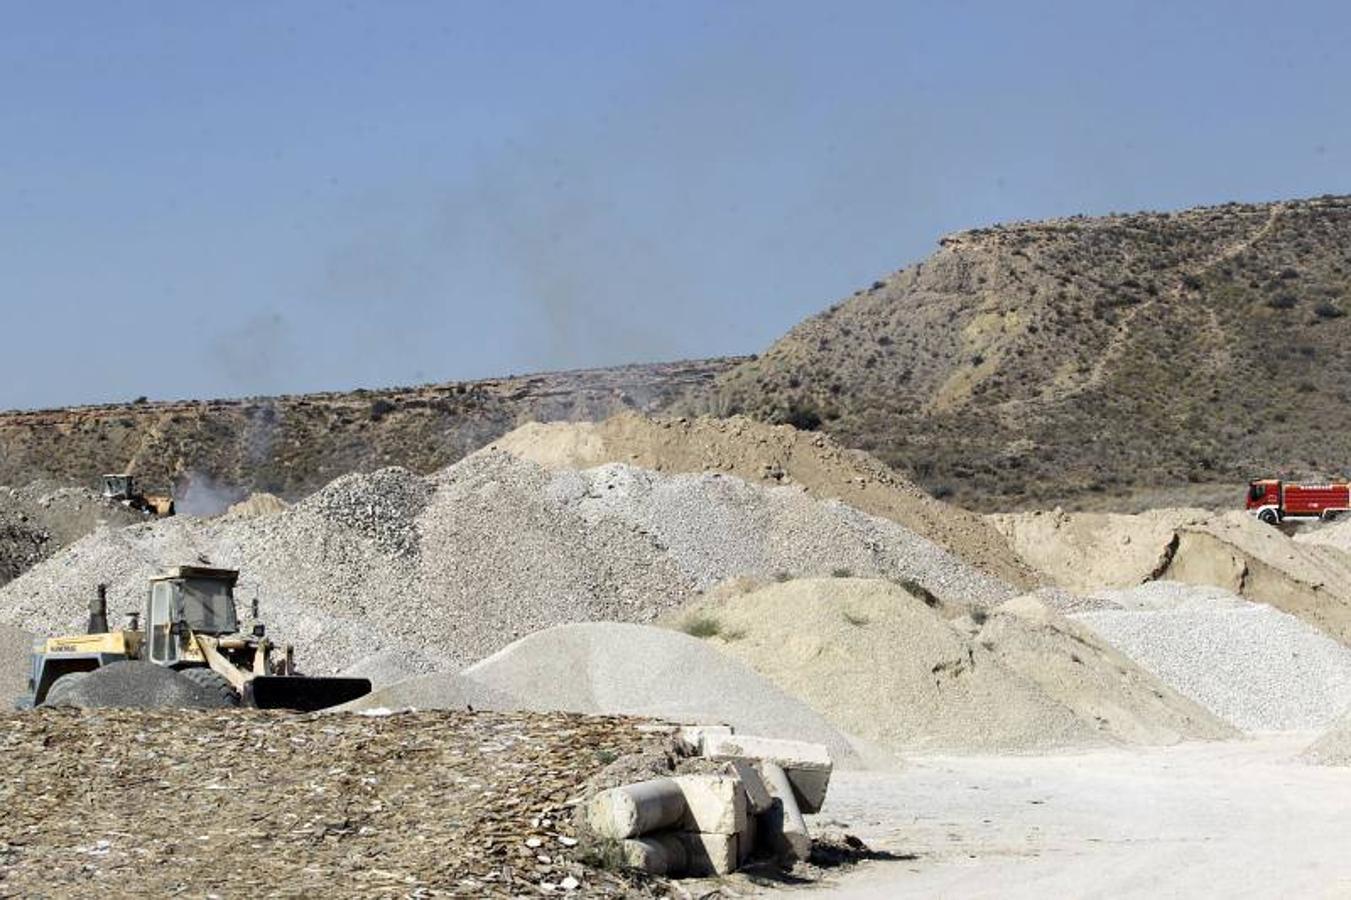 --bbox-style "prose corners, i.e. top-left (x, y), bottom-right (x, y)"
top-left (3, 1), bottom-right (1348, 410)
